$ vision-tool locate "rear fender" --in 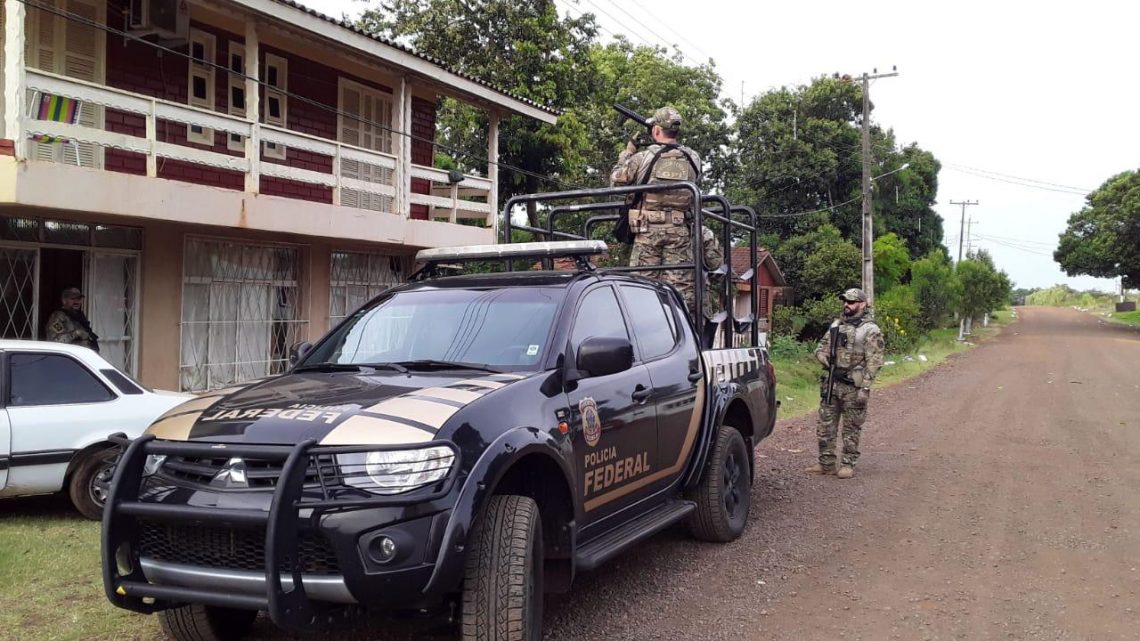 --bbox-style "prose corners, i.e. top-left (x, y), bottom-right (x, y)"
top-left (422, 426), bottom-right (574, 596)
top-left (682, 383), bottom-right (752, 489)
